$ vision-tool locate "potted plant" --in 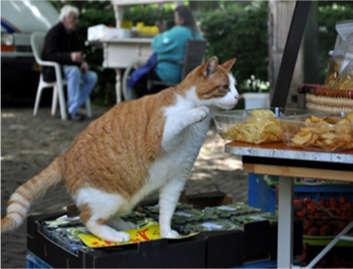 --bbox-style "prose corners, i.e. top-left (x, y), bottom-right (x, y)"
top-left (241, 75), bottom-right (270, 109)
